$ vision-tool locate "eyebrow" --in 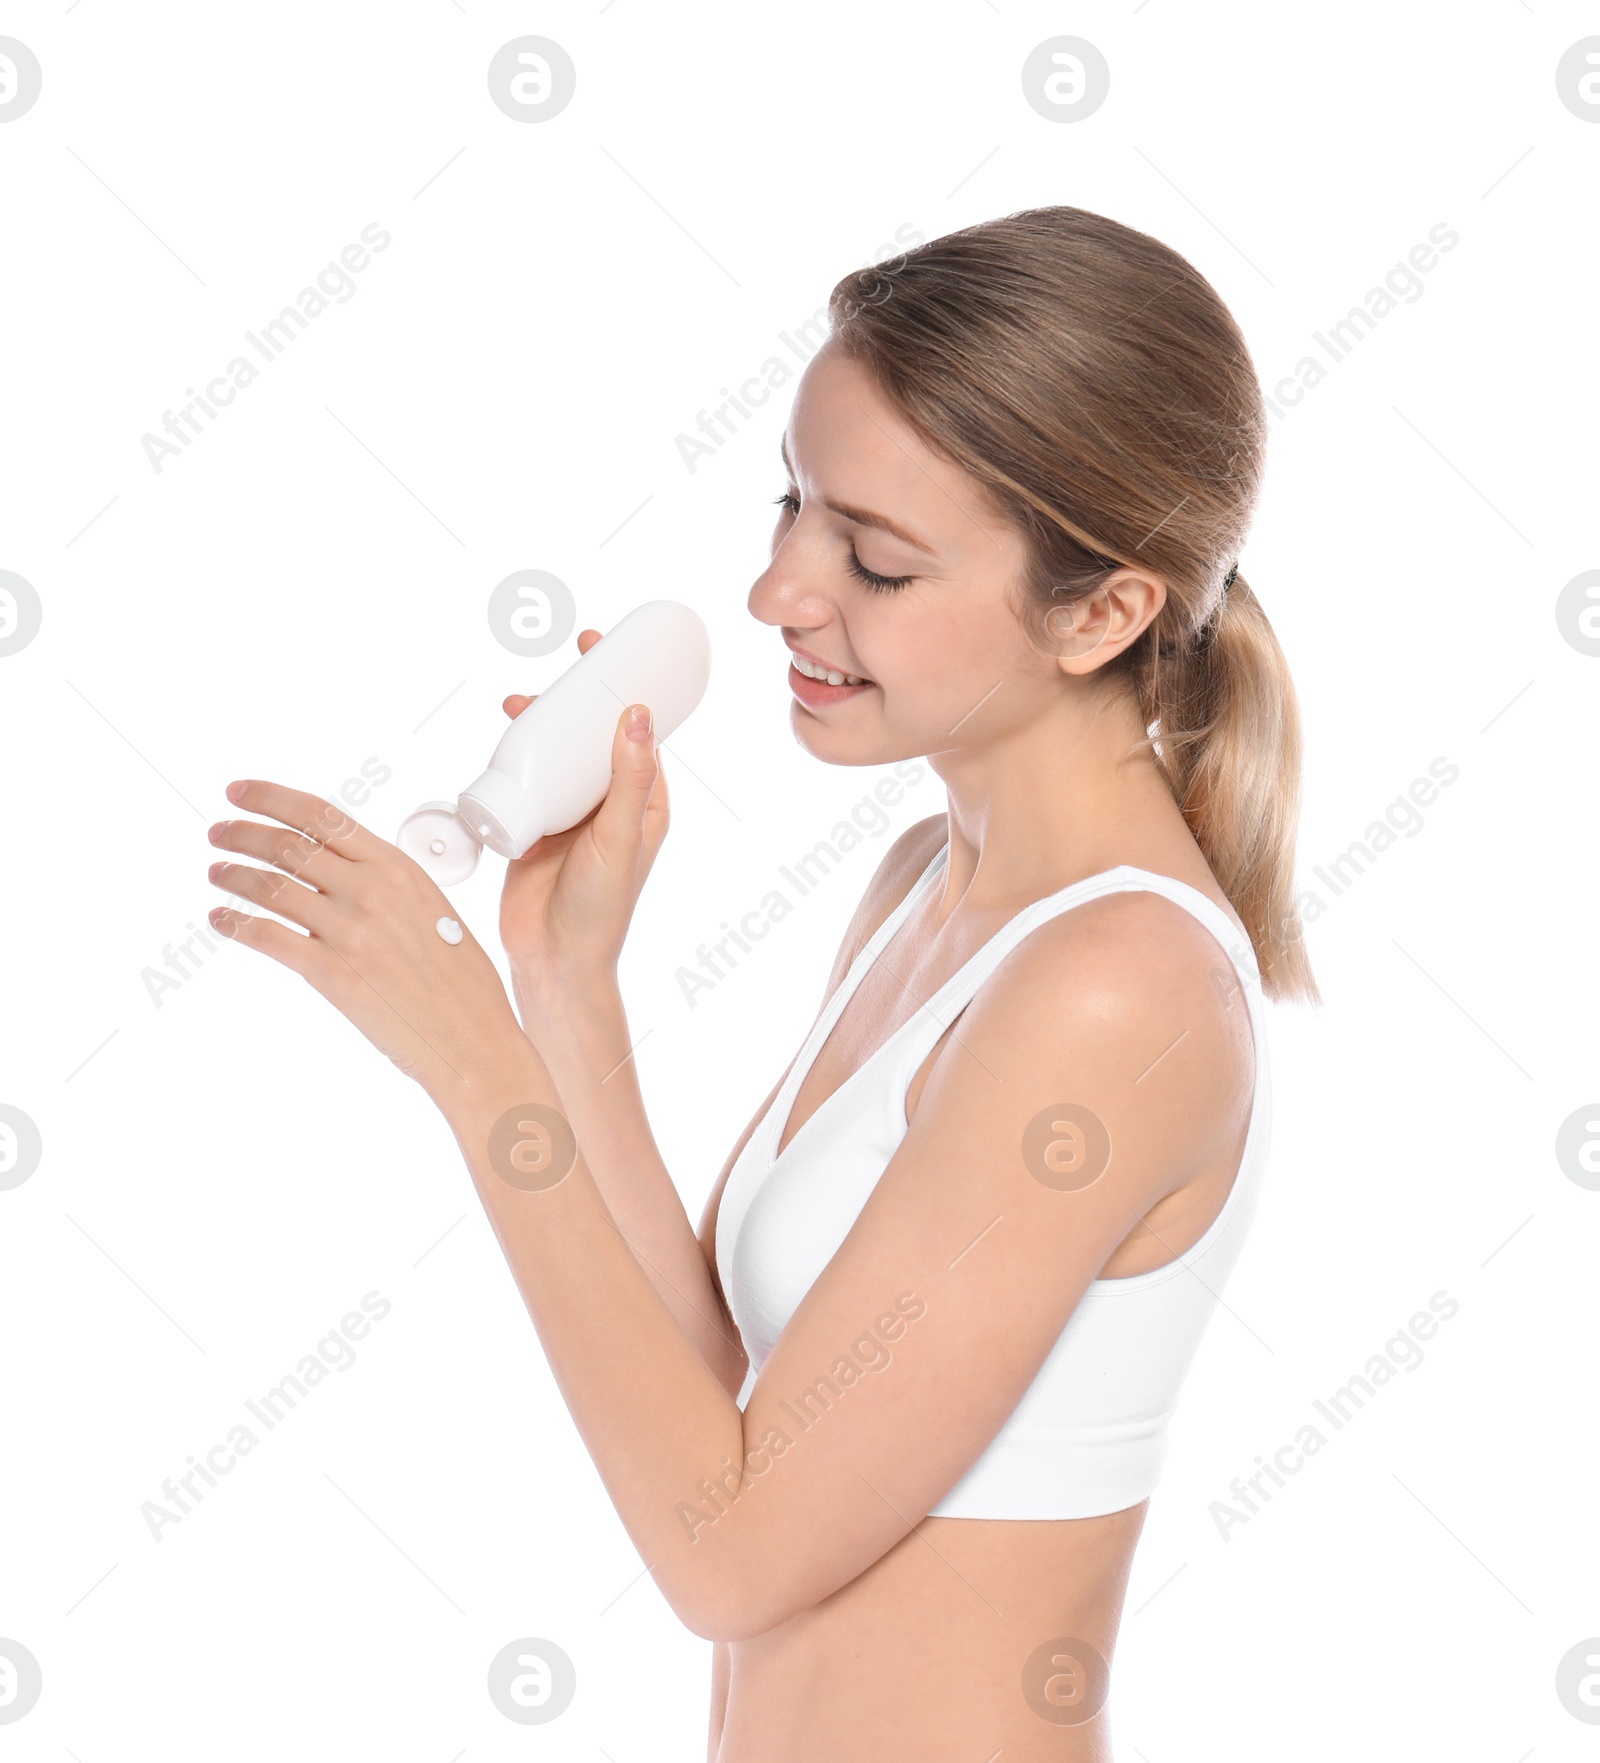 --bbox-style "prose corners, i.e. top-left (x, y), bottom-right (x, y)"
top-left (779, 434), bottom-right (939, 555)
